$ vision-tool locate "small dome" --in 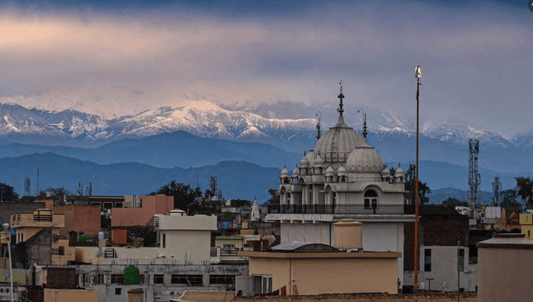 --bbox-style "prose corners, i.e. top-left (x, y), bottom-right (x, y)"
top-left (338, 166), bottom-right (347, 177)
top-left (325, 166), bottom-right (335, 177)
top-left (300, 156), bottom-right (309, 167)
top-left (346, 144), bottom-right (383, 173)
top-left (281, 168), bottom-right (289, 178)
top-left (394, 167), bottom-right (404, 178)
top-left (314, 154), bottom-right (325, 166)
top-left (292, 167), bottom-right (300, 177)
top-left (314, 116), bottom-right (364, 163)
top-left (382, 168), bottom-right (391, 177)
